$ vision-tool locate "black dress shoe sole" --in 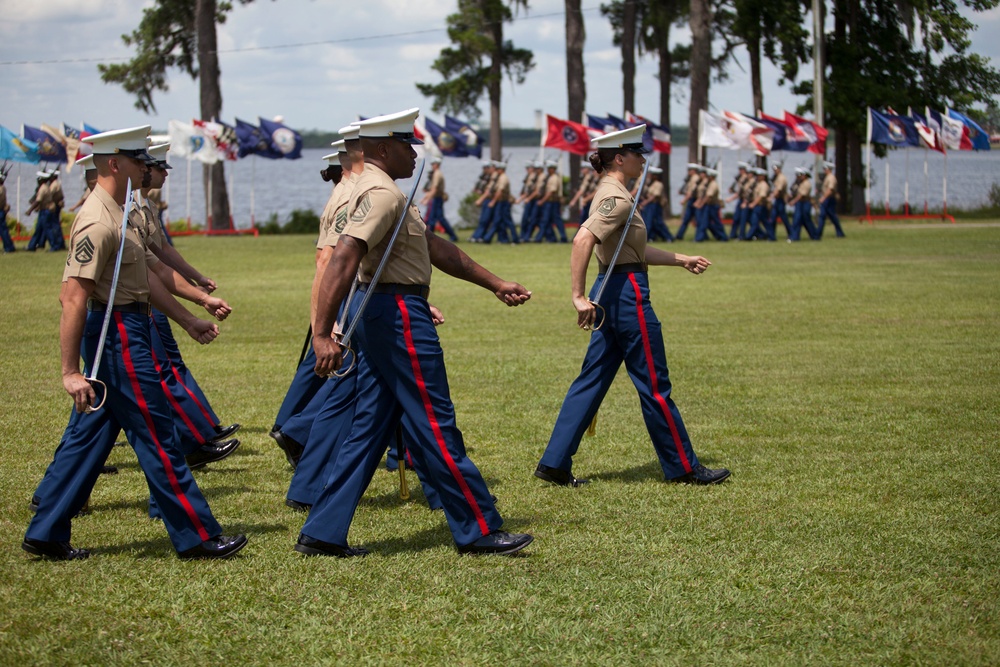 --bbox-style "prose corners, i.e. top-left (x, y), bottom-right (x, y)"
top-left (210, 423), bottom-right (242, 443)
top-left (534, 468), bottom-right (588, 488)
top-left (186, 439), bottom-right (241, 470)
top-left (285, 499), bottom-right (311, 512)
top-left (294, 543), bottom-right (368, 558)
top-left (670, 469), bottom-right (732, 485)
top-left (459, 534), bottom-right (534, 556)
top-left (178, 536), bottom-right (249, 560)
top-left (22, 540), bottom-right (90, 561)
